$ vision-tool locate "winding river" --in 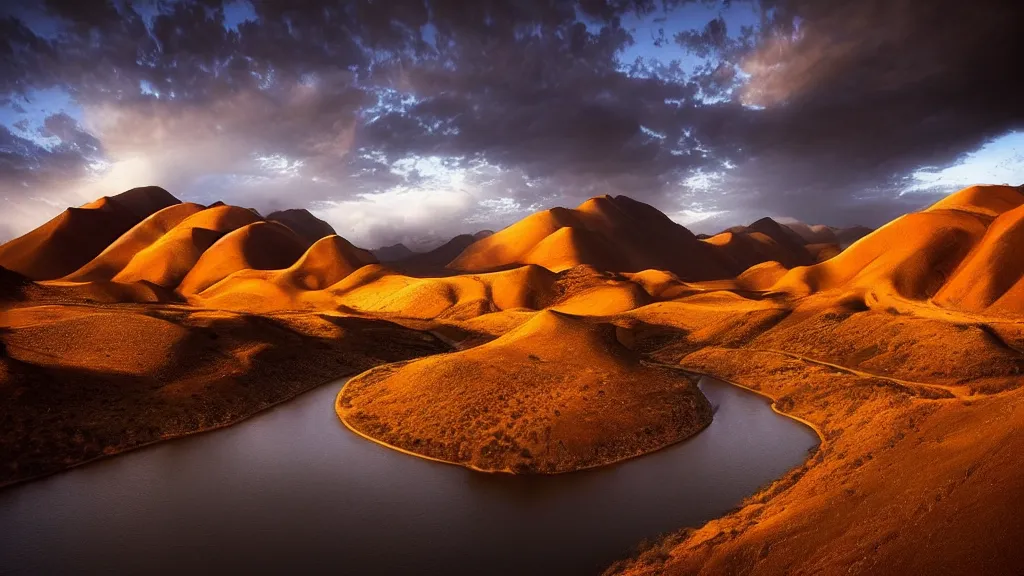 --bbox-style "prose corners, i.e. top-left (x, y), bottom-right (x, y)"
top-left (0, 376), bottom-right (818, 575)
